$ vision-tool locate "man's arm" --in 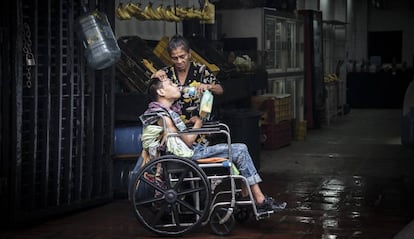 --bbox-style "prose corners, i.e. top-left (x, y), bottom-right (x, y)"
top-left (197, 67), bottom-right (224, 95)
